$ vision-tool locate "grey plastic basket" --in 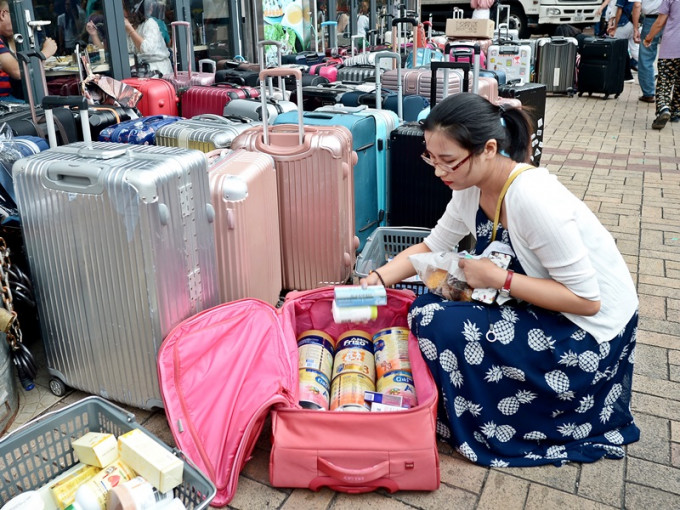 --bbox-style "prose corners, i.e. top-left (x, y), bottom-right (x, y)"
top-left (355, 227), bottom-right (431, 295)
top-left (0, 396), bottom-right (216, 508)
